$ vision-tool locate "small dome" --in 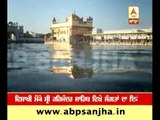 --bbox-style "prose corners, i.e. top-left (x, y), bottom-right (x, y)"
top-left (8, 21), bottom-right (13, 26)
